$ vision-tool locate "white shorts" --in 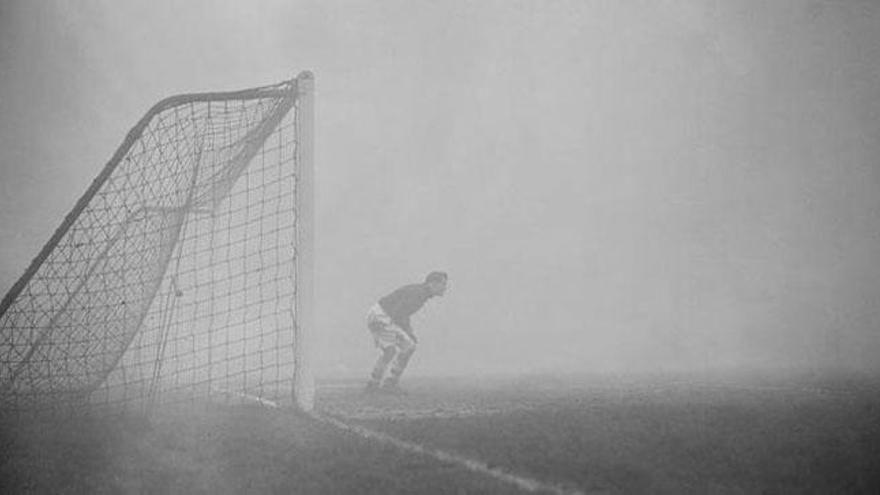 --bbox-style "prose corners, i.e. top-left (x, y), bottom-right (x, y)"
top-left (366, 303), bottom-right (415, 351)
